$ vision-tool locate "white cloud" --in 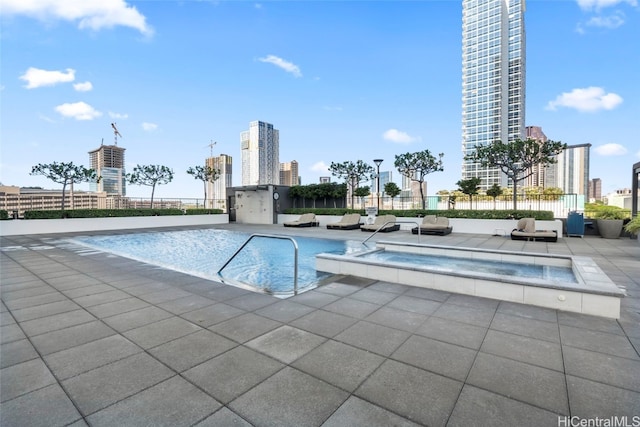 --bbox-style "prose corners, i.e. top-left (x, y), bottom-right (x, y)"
top-left (73, 81), bottom-right (93, 92)
top-left (382, 128), bottom-right (421, 144)
top-left (258, 55), bottom-right (302, 78)
top-left (54, 102), bottom-right (102, 120)
top-left (311, 161), bottom-right (329, 173)
top-left (20, 67), bottom-right (75, 89)
top-left (109, 111), bottom-right (128, 119)
top-left (546, 87), bottom-right (623, 112)
top-left (576, 0), bottom-right (637, 10)
top-left (38, 114), bottom-right (56, 123)
top-left (586, 13), bottom-right (625, 28)
top-left (594, 143), bottom-right (628, 156)
top-left (2, 0), bottom-right (153, 36)
top-left (142, 122), bottom-right (158, 131)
